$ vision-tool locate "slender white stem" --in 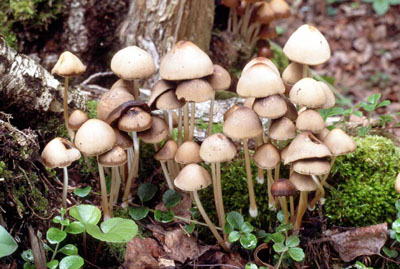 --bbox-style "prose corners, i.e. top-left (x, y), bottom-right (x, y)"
top-left (161, 161), bottom-right (174, 189)
top-left (216, 162), bottom-right (227, 241)
top-left (113, 166), bottom-right (121, 205)
top-left (133, 132), bottom-right (140, 178)
top-left (295, 191), bottom-right (308, 229)
top-left (178, 108), bottom-right (183, 145)
top-left (109, 167), bottom-right (116, 209)
top-left (184, 103), bottom-right (189, 141)
top-left (208, 93), bottom-right (215, 136)
top-left (189, 102), bottom-right (196, 140)
top-left (243, 139), bottom-right (258, 217)
top-left (62, 167), bottom-right (68, 209)
top-left (281, 196), bottom-right (289, 224)
top-left (98, 161), bottom-right (111, 219)
top-left (122, 133), bottom-right (139, 207)
top-left (267, 169), bottom-right (276, 210)
top-left (168, 110), bottom-right (173, 138)
top-left (211, 163), bottom-right (221, 225)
